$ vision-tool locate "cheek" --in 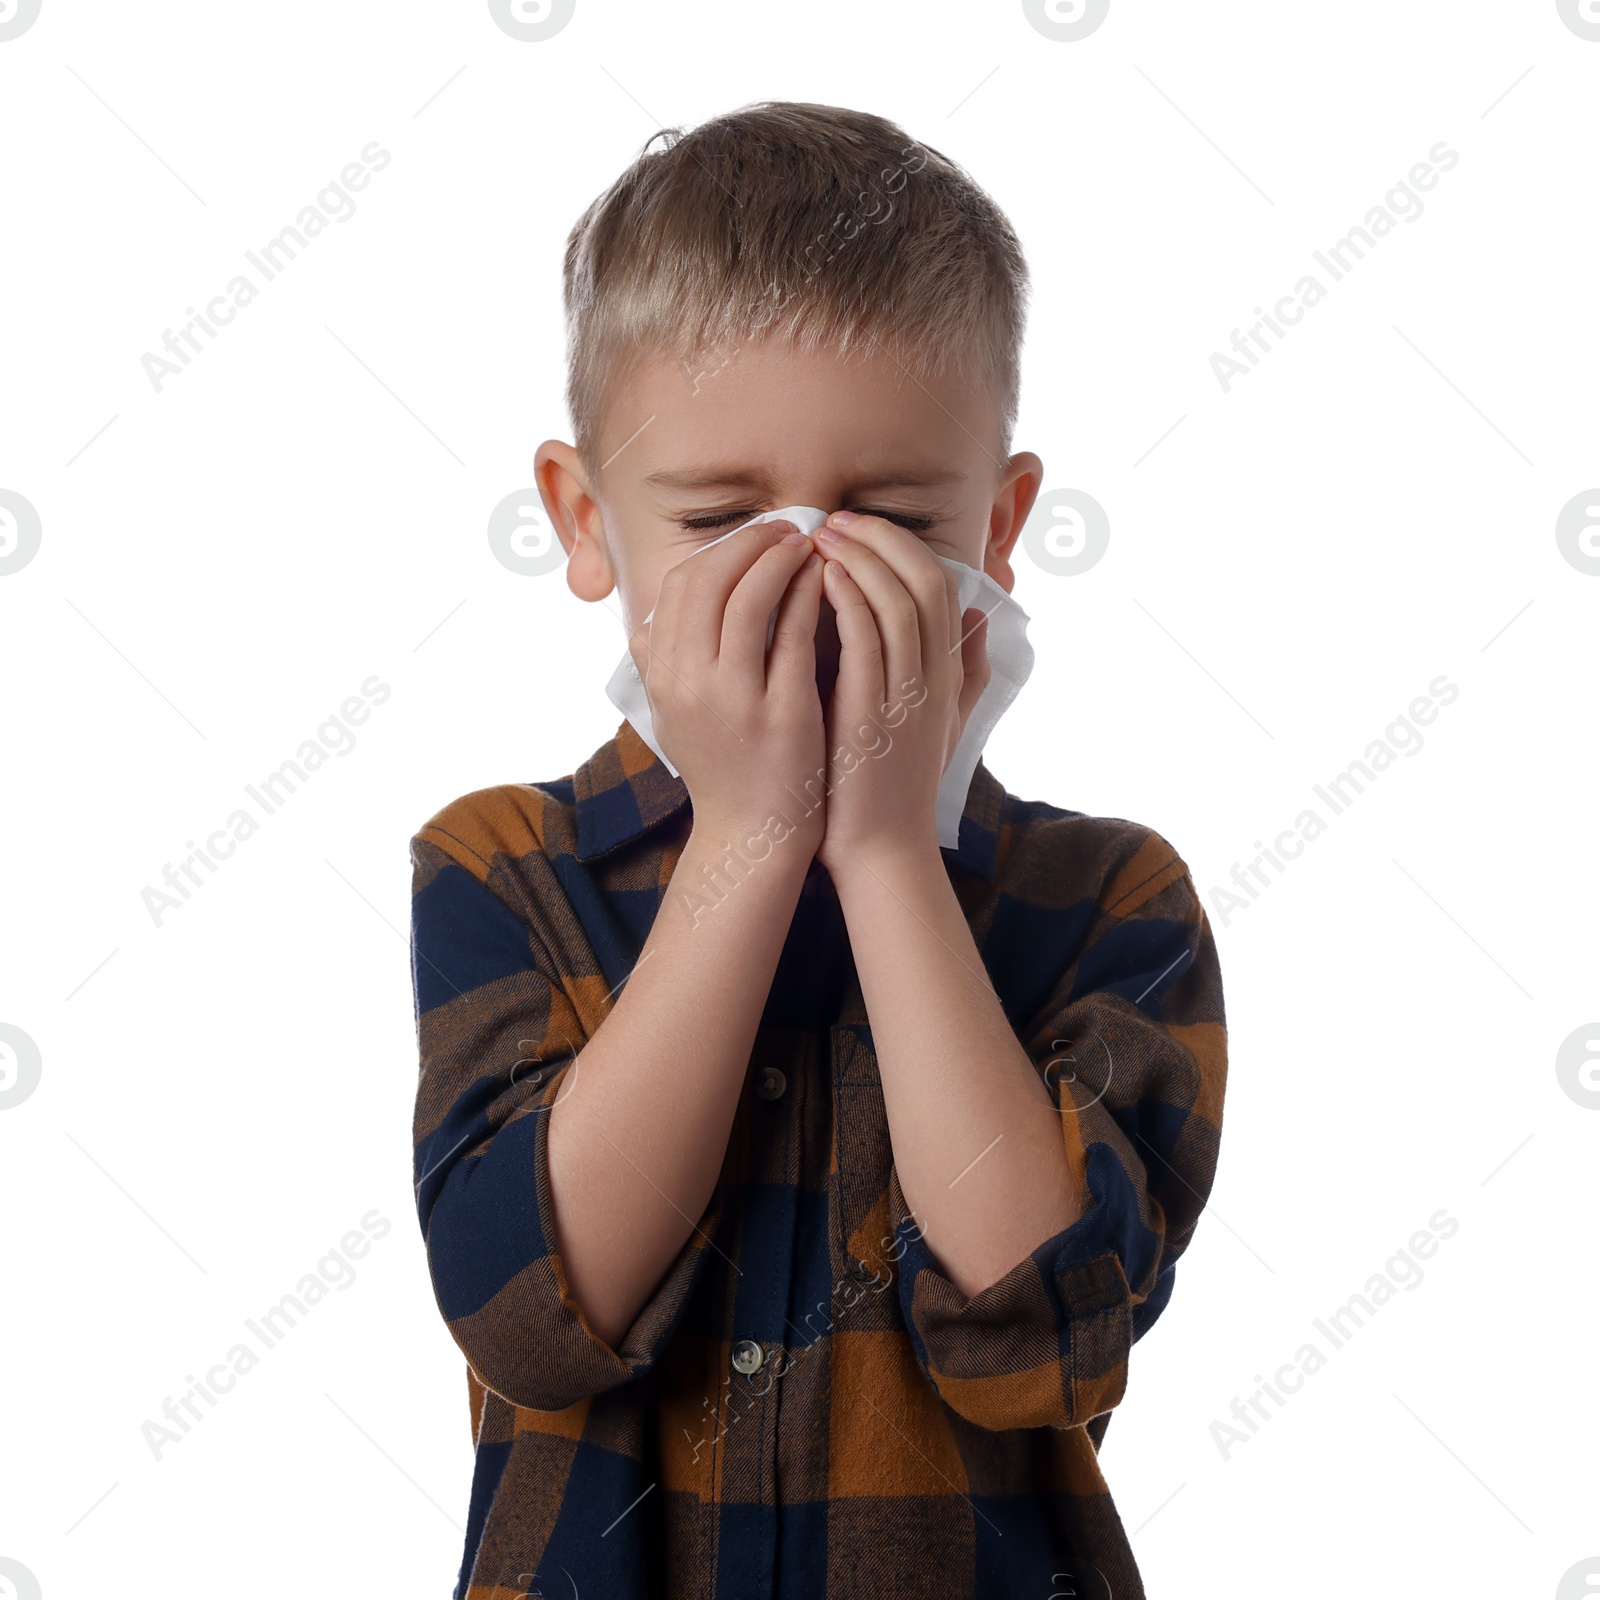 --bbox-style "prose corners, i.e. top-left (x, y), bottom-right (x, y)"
top-left (623, 559), bottom-right (678, 627)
